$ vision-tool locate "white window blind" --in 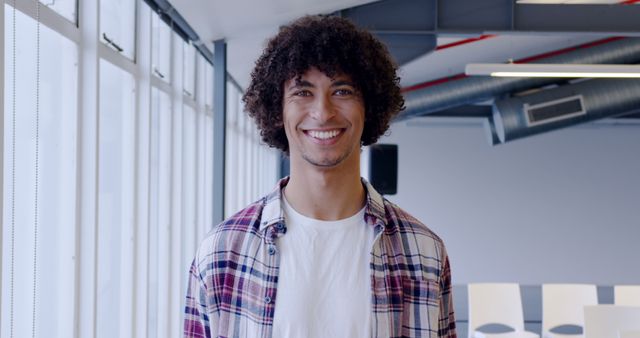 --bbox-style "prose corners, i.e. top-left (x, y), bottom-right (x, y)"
top-left (1, 4), bottom-right (78, 338)
top-left (1, 2), bottom-right (278, 338)
top-left (96, 58), bottom-right (136, 338)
